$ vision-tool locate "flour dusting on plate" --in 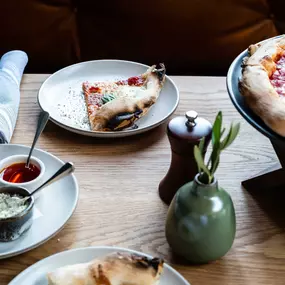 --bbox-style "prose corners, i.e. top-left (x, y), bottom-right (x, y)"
top-left (56, 88), bottom-right (90, 130)
top-left (55, 78), bottom-right (126, 131)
